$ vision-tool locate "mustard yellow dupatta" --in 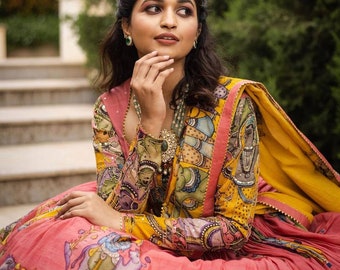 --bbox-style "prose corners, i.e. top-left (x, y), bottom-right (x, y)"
top-left (221, 77), bottom-right (340, 228)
